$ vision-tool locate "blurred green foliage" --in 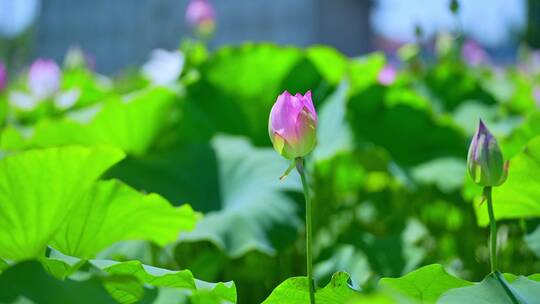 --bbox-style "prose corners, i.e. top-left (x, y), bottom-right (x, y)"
top-left (0, 38), bottom-right (539, 303)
